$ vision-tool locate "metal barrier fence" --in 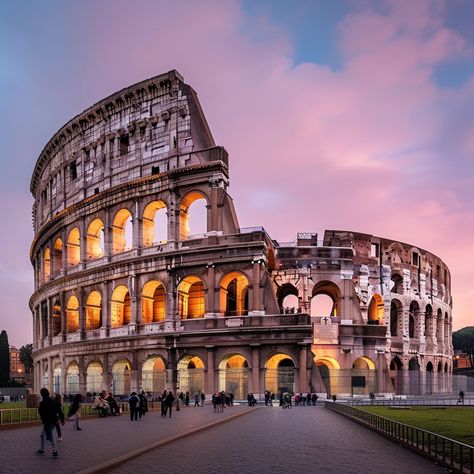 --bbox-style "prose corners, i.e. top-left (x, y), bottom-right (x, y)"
top-left (348, 398), bottom-right (474, 407)
top-left (0, 401), bottom-right (162, 426)
top-left (325, 401), bottom-right (474, 474)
